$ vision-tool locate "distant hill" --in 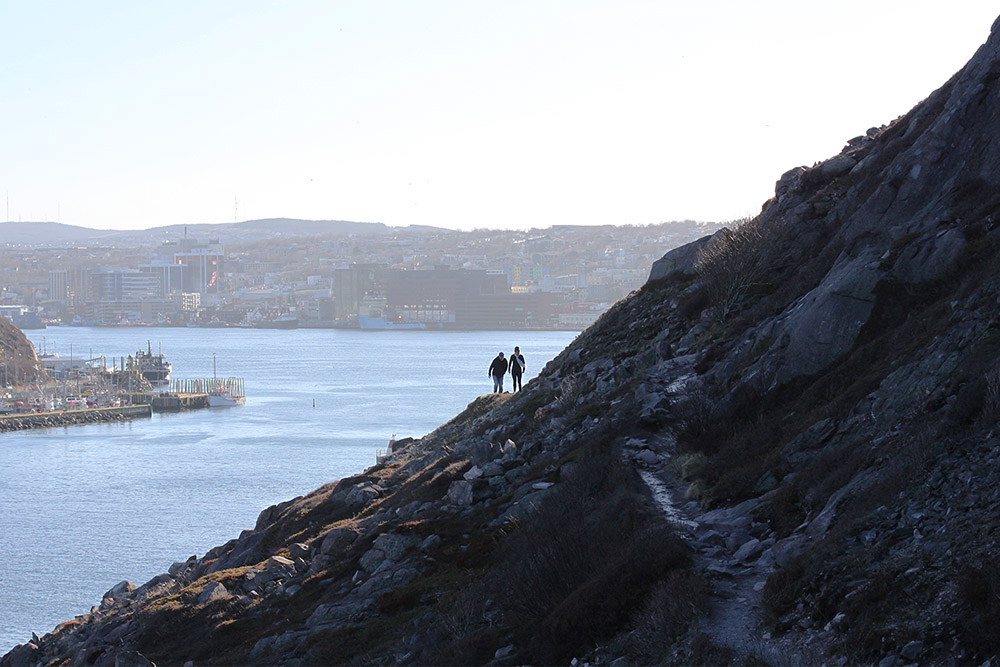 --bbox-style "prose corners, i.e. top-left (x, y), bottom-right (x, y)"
top-left (151, 218), bottom-right (392, 240)
top-left (0, 221), bottom-right (117, 246)
top-left (0, 218), bottom-right (444, 247)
